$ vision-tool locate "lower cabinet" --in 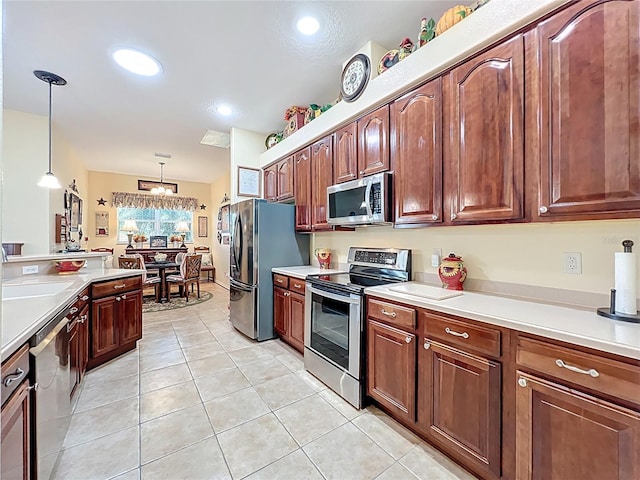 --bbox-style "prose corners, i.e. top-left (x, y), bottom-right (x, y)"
top-left (418, 340), bottom-right (501, 477)
top-left (70, 303), bottom-right (89, 400)
top-left (273, 274), bottom-right (305, 353)
top-left (515, 372), bottom-right (640, 480)
top-left (89, 276), bottom-right (143, 370)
